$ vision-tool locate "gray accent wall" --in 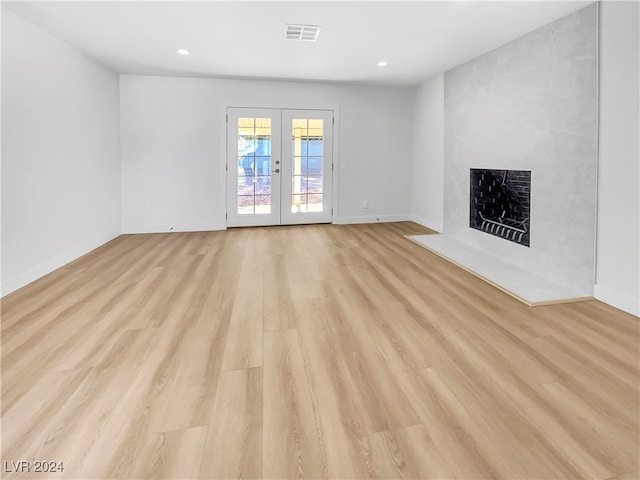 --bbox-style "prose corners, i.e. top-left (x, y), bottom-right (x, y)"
top-left (443, 3), bottom-right (598, 295)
